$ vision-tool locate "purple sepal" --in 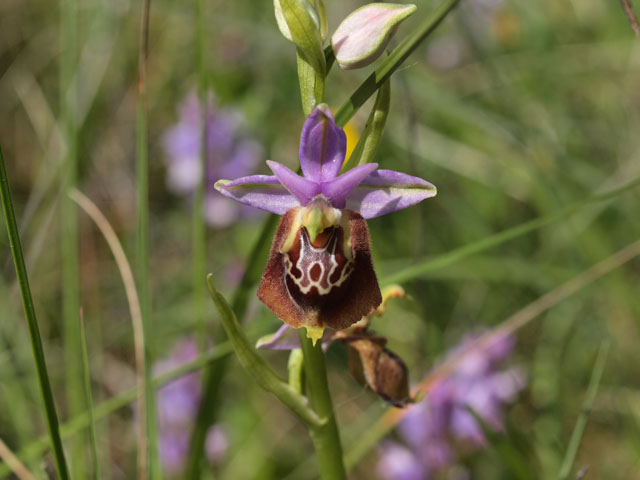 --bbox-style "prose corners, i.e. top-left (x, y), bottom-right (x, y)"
top-left (299, 105), bottom-right (347, 183)
top-left (256, 324), bottom-right (333, 351)
top-left (214, 175), bottom-right (299, 215)
top-left (266, 160), bottom-right (321, 205)
top-left (214, 105), bottom-right (437, 218)
top-left (321, 163), bottom-right (378, 208)
top-left (346, 169), bottom-right (437, 219)
top-left (255, 324), bottom-right (300, 350)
